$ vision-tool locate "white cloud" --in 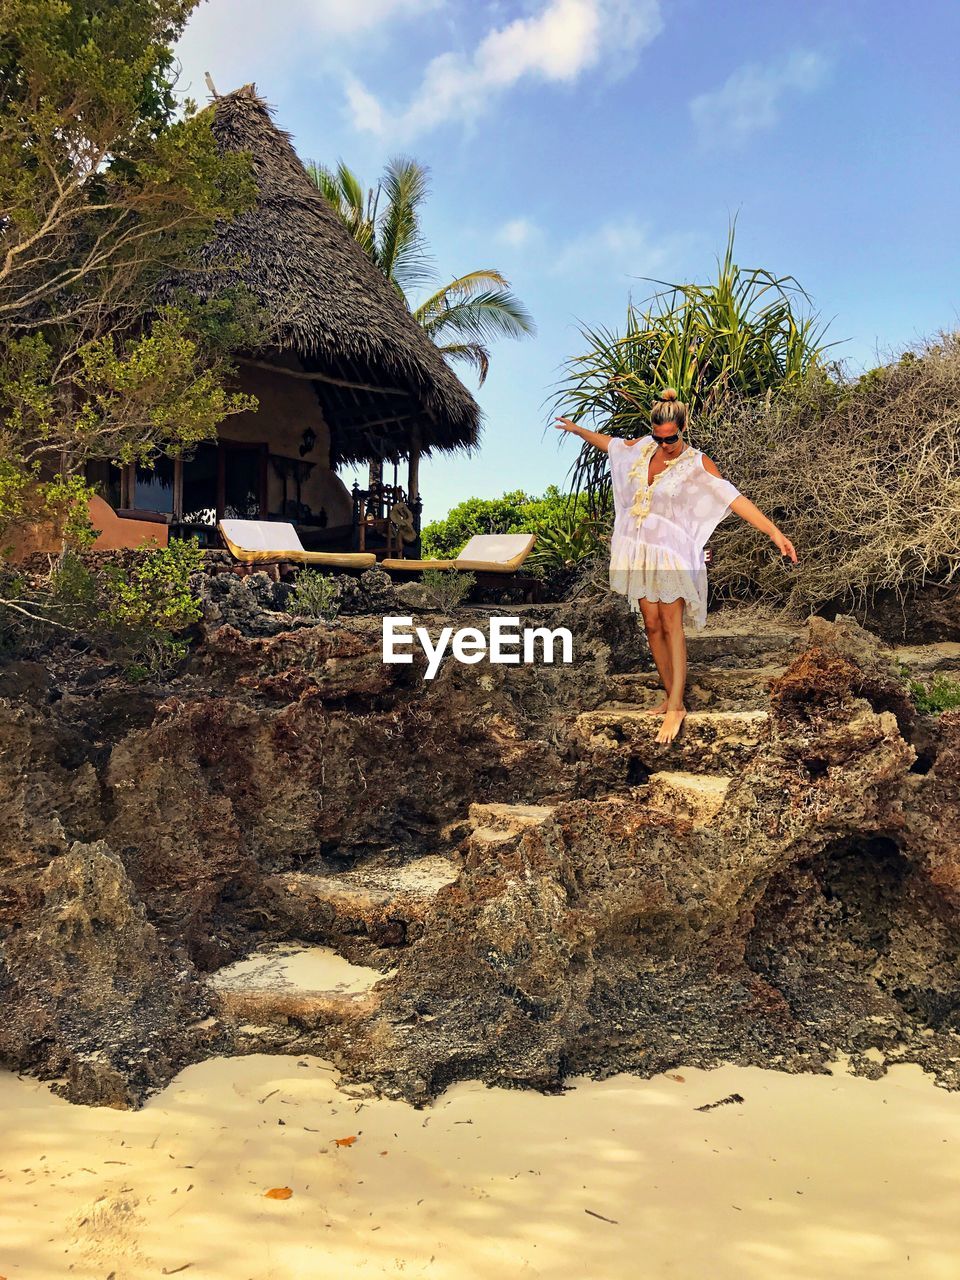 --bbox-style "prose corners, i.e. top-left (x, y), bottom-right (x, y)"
top-left (347, 0), bottom-right (664, 140)
top-left (496, 217), bottom-right (543, 249)
top-left (689, 50), bottom-right (830, 147)
top-left (481, 213), bottom-right (703, 285)
top-left (173, 0), bottom-right (443, 101)
top-left (549, 217), bottom-right (704, 281)
top-left (344, 79), bottom-right (386, 135)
